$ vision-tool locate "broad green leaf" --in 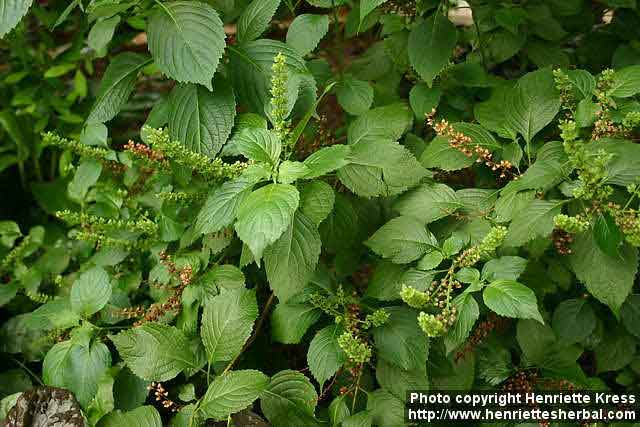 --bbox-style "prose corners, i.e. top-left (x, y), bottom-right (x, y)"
top-left (343, 411), bottom-right (373, 427)
top-left (237, 0), bottom-right (281, 43)
top-left (595, 331), bottom-right (636, 373)
top-left (147, 1), bottom-right (225, 90)
top-left (408, 12), bottom-right (457, 86)
top-left (493, 189), bottom-right (536, 223)
top-left (200, 370), bottom-right (269, 421)
top-left (336, 76), bottom-right (374, 116)
top-left (570, 230), bottom-right (638, 316)
top-left (552, 299), bottom-right (596, 345)
top-left (517, 319), bottom-right (556, 366)
top-left (360, 0), bottom-right (387, 23)
top-left (201, 288), bottom-right (258, 363)
top-left (109, 322), bottom-right (195, 382)
top-left (68, 159), bottom-right (103, 203)
top-left (420, 136), bottom-right (474, 171)
top-left (444, 293), bottom-right (479, 354)
top-left (168, 78), bottom-right (236, 158)
top-left (366, 389), bottom-right (405, 427)
top-left (600, 138), bottom-right (640, 187)
top-left (621, 294), bottom-right (640, 338)
top-left (97, 406), bottom-right (162, 427)
top-left (364, 260), bottom-right (406, 301)
top-left (338, 139), bottom-right (427, 198)
top-left (505, 199), bottom-right (564, 247)
top-left (306, 0), bottom-right (347, 6)
top-left (260, 370), bottom-right (318, 425)
top-left (264, 213), bottom-right (321, 302)
top-left (303, 145), bottom-right (351, 179)
top-left (329, 395), bottom-right (350, 426)
top-left (505, 68), bottom-right (561, 144)
top-left (286, 14), bottom-right (329, 56)
top-left (347, 103), bottom-right (412, 145)
top-left (232, 128), bottom-right (282, 166)
top-left (501, 158), bottom-right (567, 194)
top-left (235, 183), bottom-right (300, 261)
top-left (0, 0), bottom-right (33, 38)
top-left (409, 83), bottom-right (441, 120)
top-left (610, 65), bottom-right (640, 97)
top-left (593, 212), bottom-right (623, 257)
top-left (481, 256), bottom-right (528, 282)
top-left (375, 358), bottom-right (428, 402)
top-left (88, 15), bottom-right (120, 56)
top-left (87, 53), bottom-right (151, 123)
top-left (43, 332), bottom-right (111, 407)
top-left (393, 182), bottom-right (462, 224)
top-left (567, 69), bottom-right (596, 100)
top-left (307, 325), bottom-right (346, 386)
top-left (373, 307), bottom-right (428, 371)
top-left (417, 250), bottom-right (443, 270)
top-left (70, 266), bottom-right (111, 318)
top-left (365, 216), bottom-right (438, 264)
top-left (194, 171), bottom-right (262, 235)
top-left (278, 161), bottom-right (310, 184)
top-left (271, 302), bottom-right (321, 344)
top-left (483, 280), bottom-right (543, 323)
top-left (80, 123), bottom-right (108, 147)
top-left (299, 180), bottom-right (335, 226)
